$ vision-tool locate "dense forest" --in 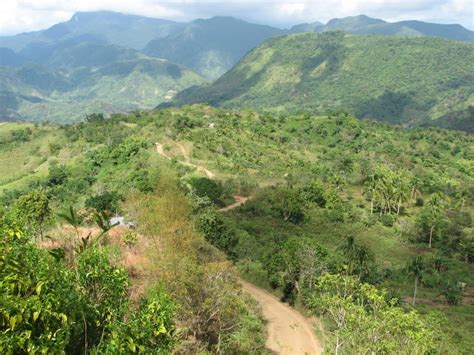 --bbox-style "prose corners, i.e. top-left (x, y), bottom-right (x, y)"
top-left (1, 105), bottom-right (472, 352)
top-left (166, 32), bottom-right (474, 132)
